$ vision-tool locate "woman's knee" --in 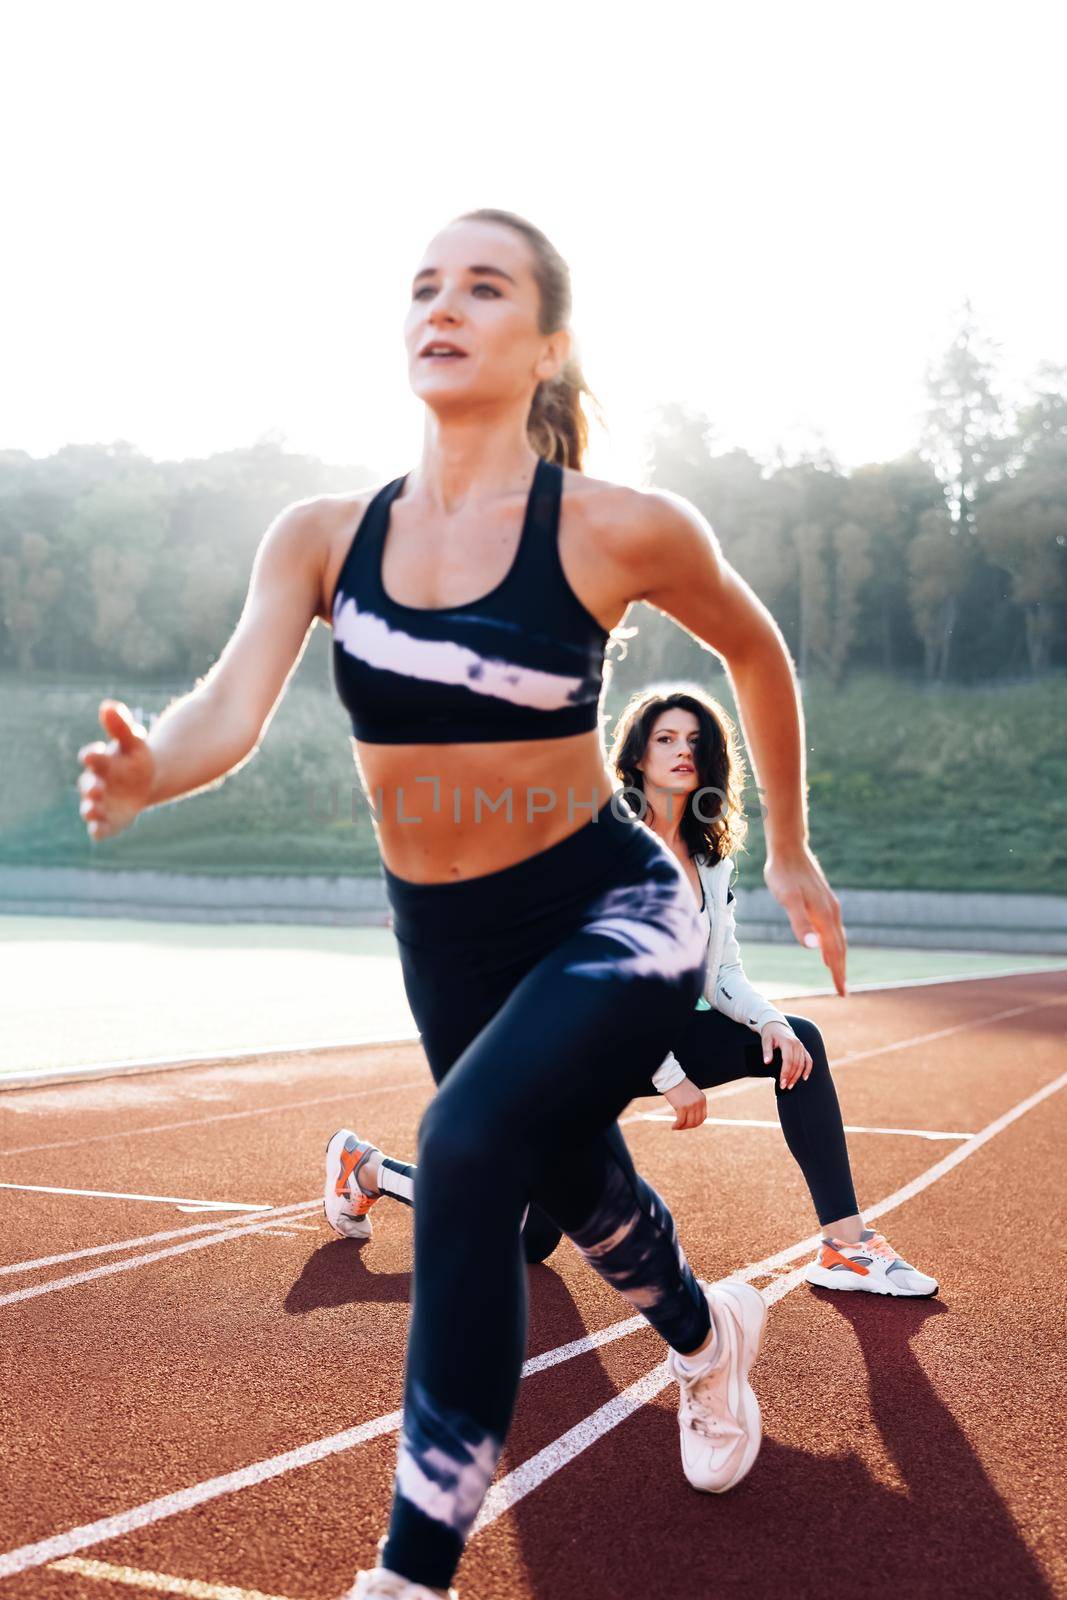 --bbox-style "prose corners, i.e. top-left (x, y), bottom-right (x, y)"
top-left (417, 1086), bottom-right (521, 1192)
top-left (785, 1014), bottom-right (828, 1067)
top-left (418, 1091), bottom-right (477, 1177)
